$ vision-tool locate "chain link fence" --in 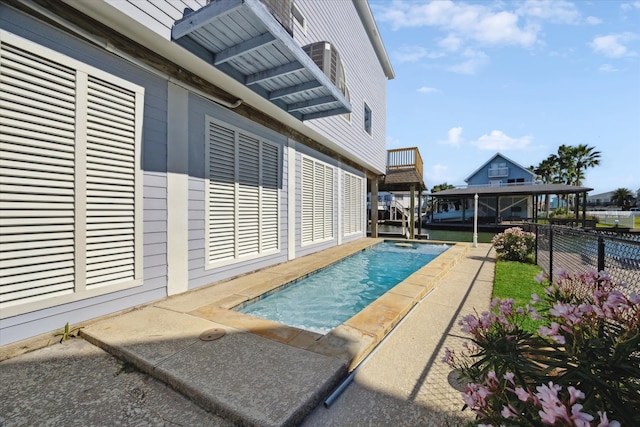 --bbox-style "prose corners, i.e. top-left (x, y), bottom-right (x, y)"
top-left (524, 224), bottom-right (640, 294)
